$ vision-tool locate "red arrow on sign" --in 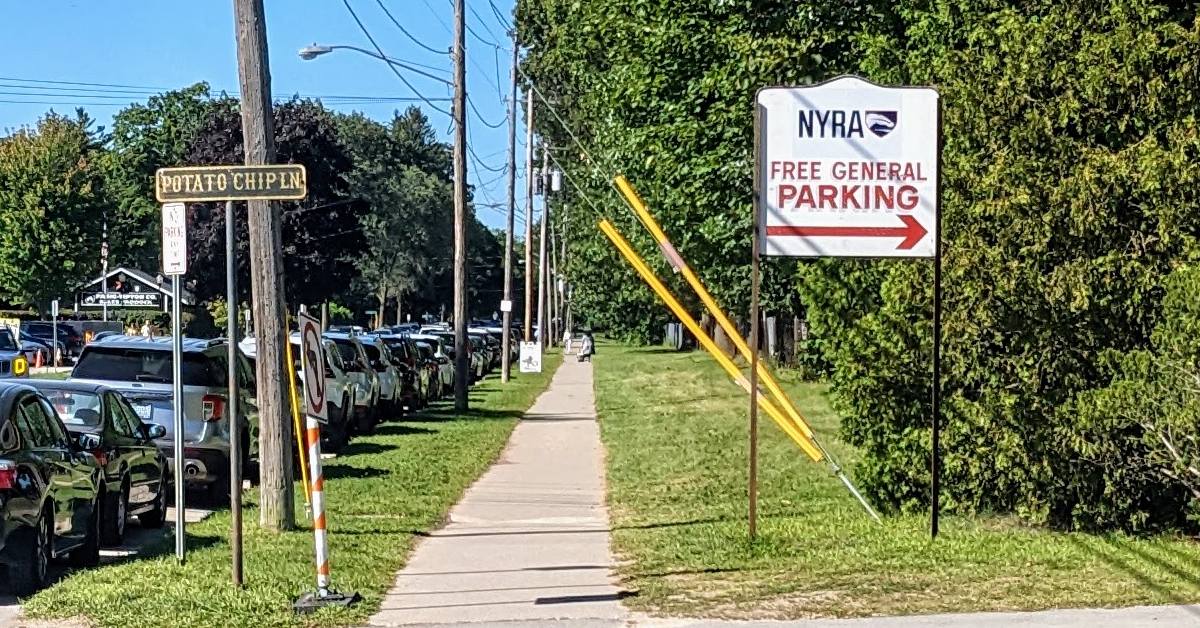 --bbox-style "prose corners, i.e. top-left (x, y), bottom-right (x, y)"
top-left (765, 215), bottom-right (928, 250)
